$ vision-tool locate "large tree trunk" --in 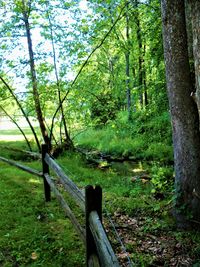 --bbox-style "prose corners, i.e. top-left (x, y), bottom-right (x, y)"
top-left (161, 0), bottom-right (200, 228)
top-left (189, 1), bottom-right (200, 119)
